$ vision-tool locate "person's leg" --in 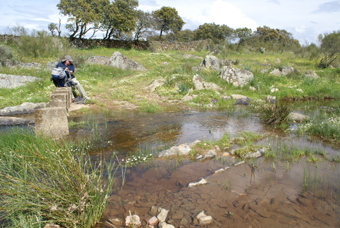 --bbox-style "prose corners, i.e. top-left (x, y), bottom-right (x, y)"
top-left (71, 78), bottom-right (88, 98)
